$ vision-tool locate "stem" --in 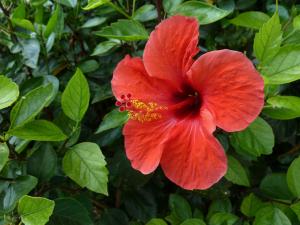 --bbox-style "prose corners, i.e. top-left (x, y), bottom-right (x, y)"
top-left (107, 2), bottom-right (131, 19)
top-left (132, 0), bottom-right (136, 16)
top-left (156, 0), bottom-right (163, 21)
